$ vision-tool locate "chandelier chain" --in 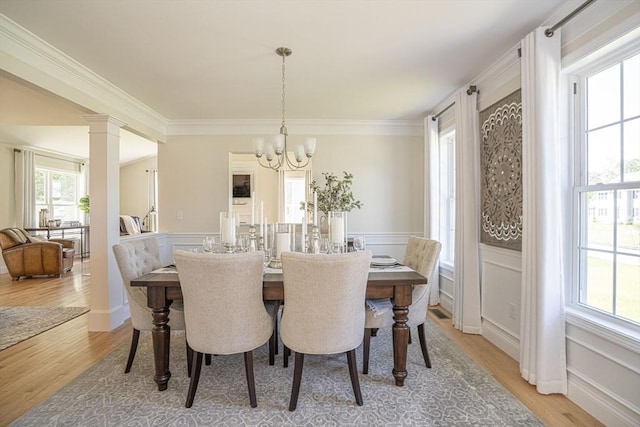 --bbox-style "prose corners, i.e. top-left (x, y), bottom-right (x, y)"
top-left (281, 54), bottom-right (286, 129)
